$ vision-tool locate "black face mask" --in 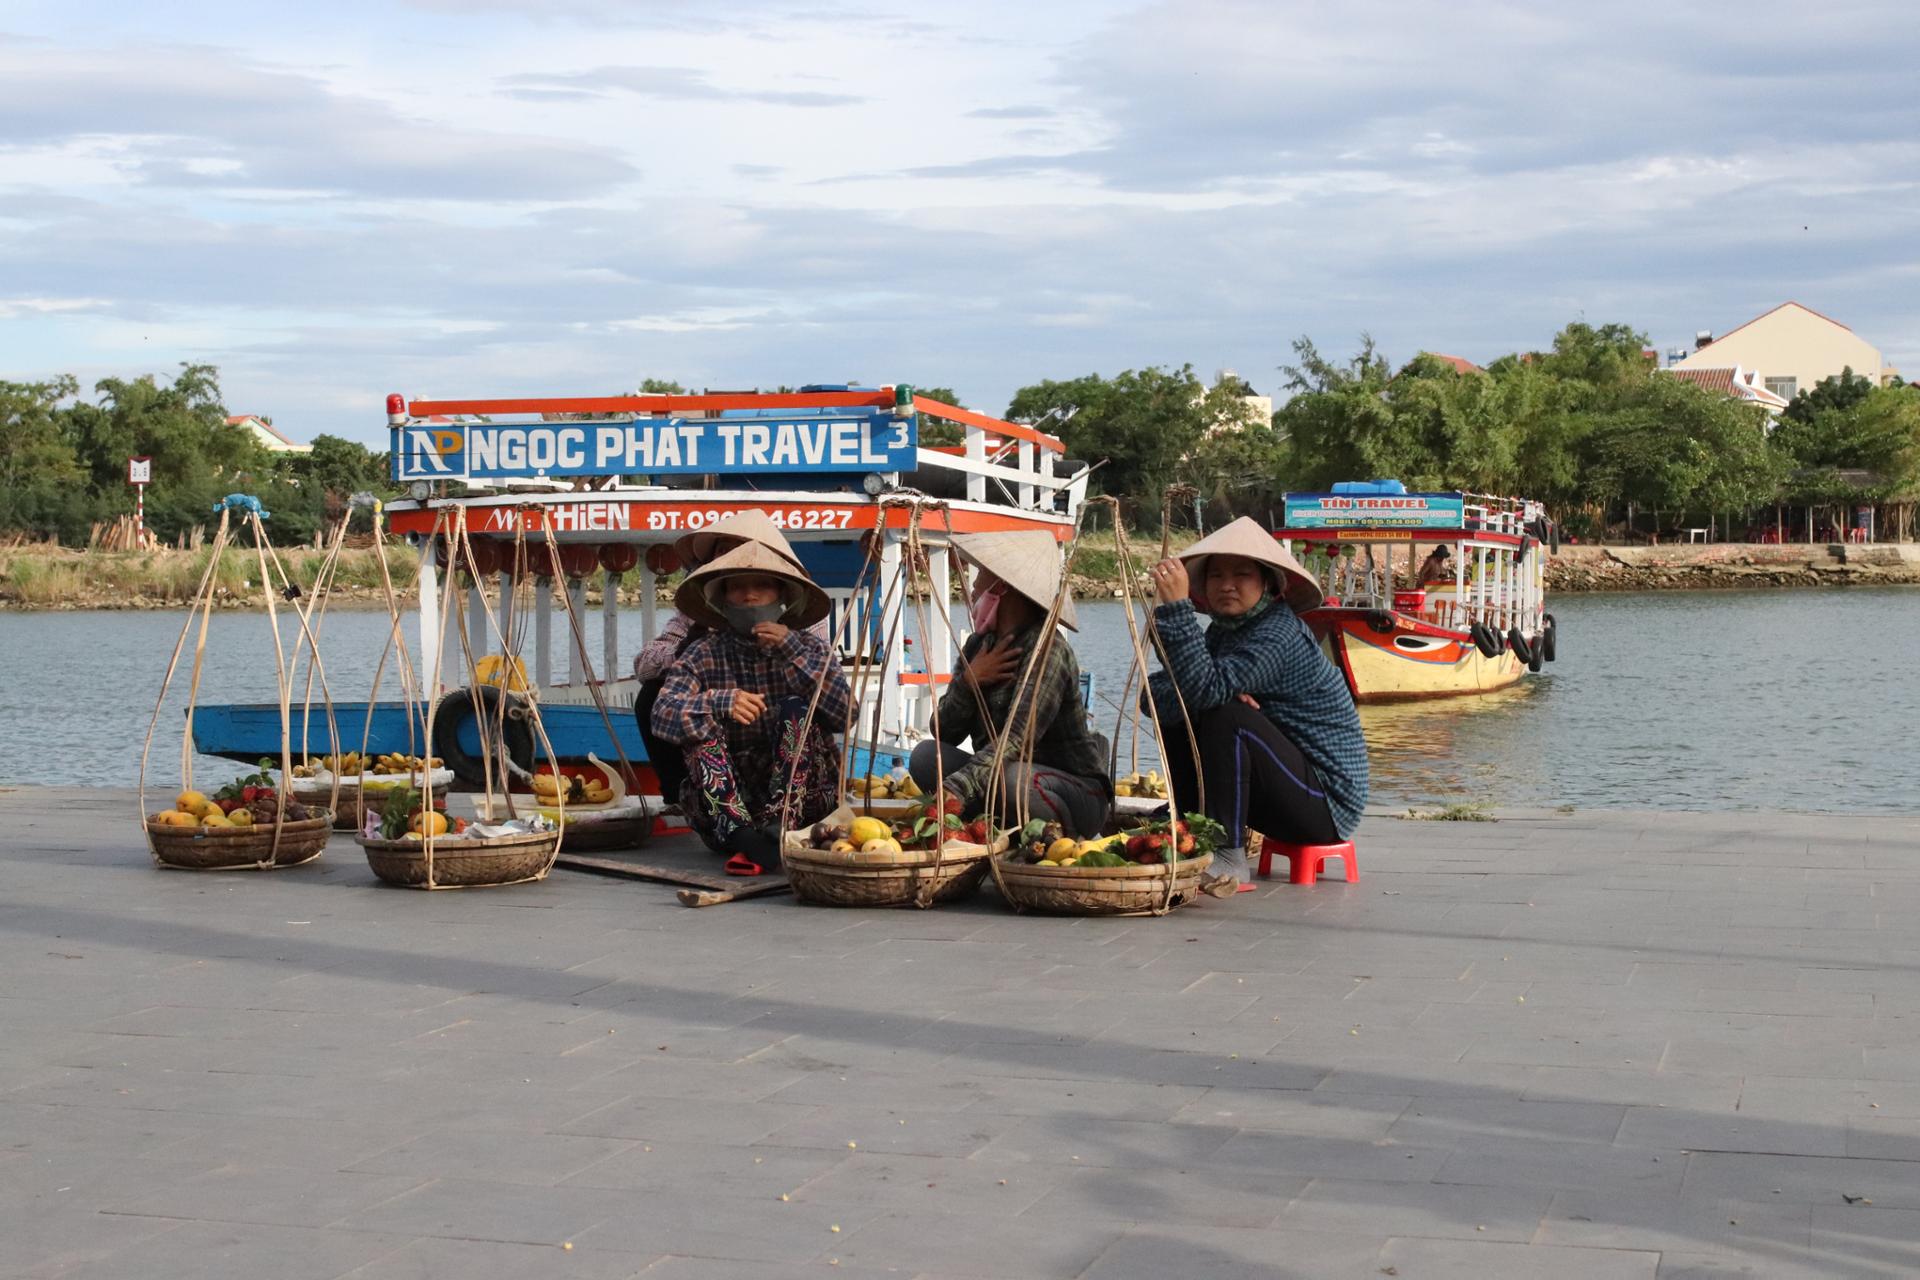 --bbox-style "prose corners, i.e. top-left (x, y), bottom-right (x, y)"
top-left (721, 601), bottom-right (787, 634)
